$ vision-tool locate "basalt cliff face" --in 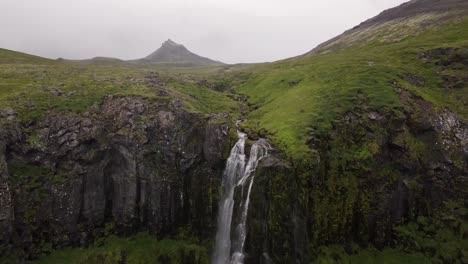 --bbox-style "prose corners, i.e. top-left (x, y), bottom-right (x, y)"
top-left (244, 90), bottom-right (467, 263)
top-left (1, 92), bottom-right (466, 263)
top-left (0, 96), bottom-right (234, 259)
